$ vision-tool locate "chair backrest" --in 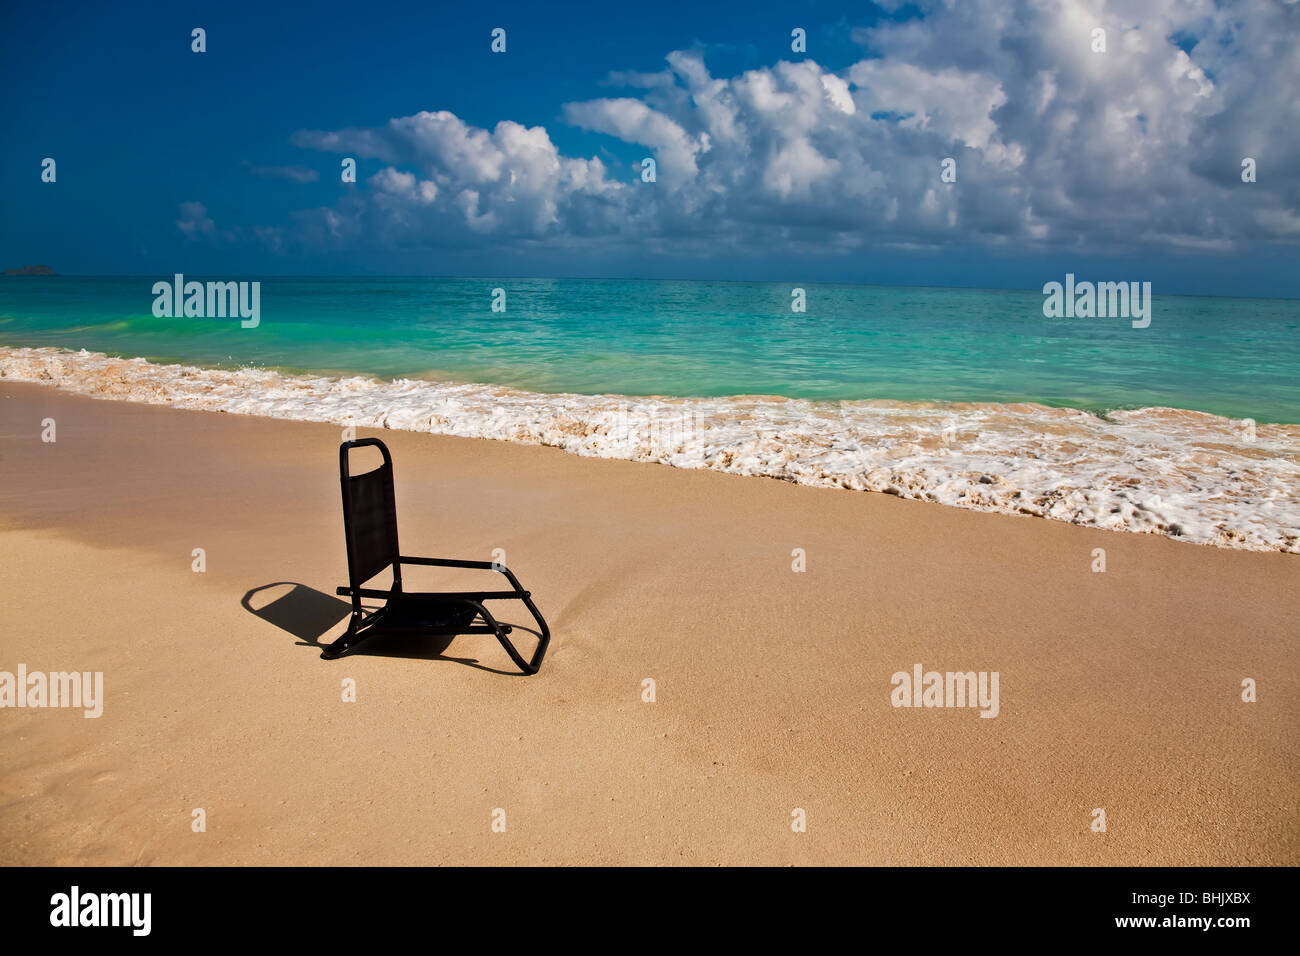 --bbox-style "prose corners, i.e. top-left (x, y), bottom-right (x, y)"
top-left (339, 439), bottom-right (401, 588)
